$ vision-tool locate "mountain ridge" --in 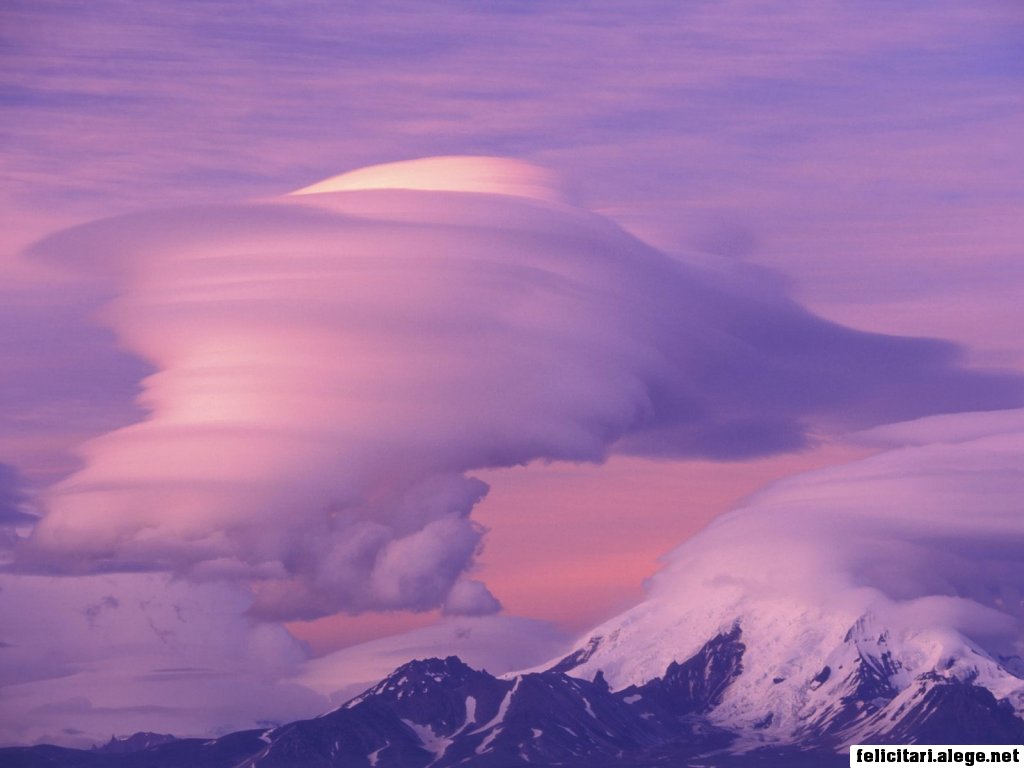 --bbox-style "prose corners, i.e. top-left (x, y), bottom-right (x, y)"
top-left (3, 614), bottom-right (1021, 767)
